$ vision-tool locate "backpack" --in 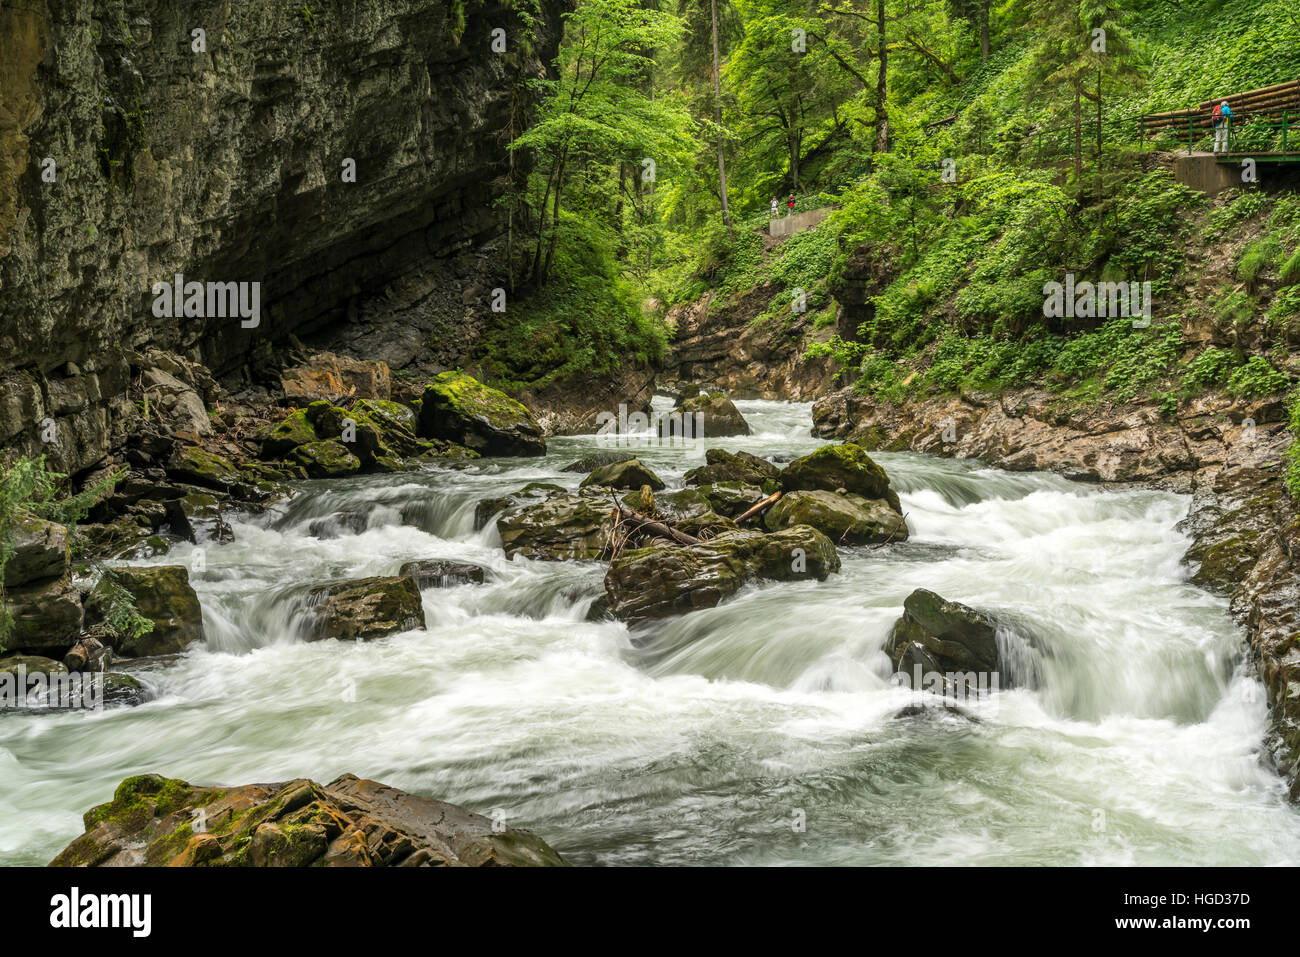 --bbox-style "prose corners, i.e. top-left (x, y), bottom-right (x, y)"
top-left (1212, 103), bottom-right (1223, 121)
